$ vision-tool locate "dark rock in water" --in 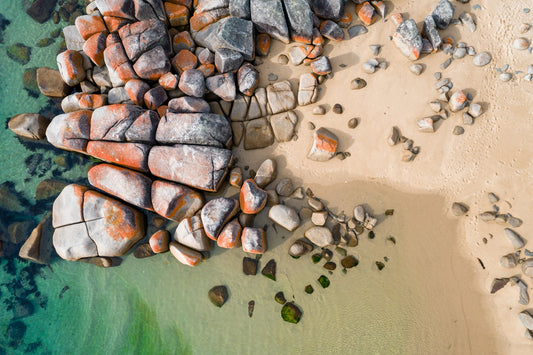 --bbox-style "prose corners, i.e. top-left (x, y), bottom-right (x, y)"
top-left (133, 243), bottom-right (156, 258)
top-left (385, 209), bottom-right (394, 216)
top-left (432, 0), bottom-right (454, 30)
top-left (250, 0), bottom-right (290, 44)
top-left (311, 253), bottom-right (322, 263)
top-left (341, 255), bottom-right (358, 268)
top-left (35, 179), bottom-right (67, 200)
top-left (281, 302), bottom-right (302, 323)
top-left (22, 68), bottom-right (40, 98)
top-left (275, 291), bottom-right (286, 304)
top-left (248, 300), bottom-right (255, 317)
top-left (318, 275), bottom-right (330, 288)
top-left (376, 261), bottom-right (385, 270)
top-left (323, 261), bottom-right (336, 270)
top-left (13, 298), bottom-right (34, 319)
top-left (243, 256), bottom-right (258, 275)
top-left (490, 278), bottom-right (510, 294)
top-left (321, 248), bottom-right (333, 261)
top-left (368, 231), bottom-right (375, 239)
top-left (261, 259), bottom-right (276, 280)
top-left (309, 0), bottom-right (346, 21)
top-left (6, 320), bottom-right (27, 343)
top-left (79, 257), bottom-right (120, 268)
top-left (209, 285), bottom-right (229, 307)
top-left (26, 0), bottom-right (57, 24)
top-left (7, 220), bottom-right (34, 244)
top-left (0, 13), bottom-right (10, 44)
top-left (37, 37), bottom-right (54, 47)
top-left (7, 43), bottom-right (31, 65)
top-left (305, 285), bottom-right (314, 294)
